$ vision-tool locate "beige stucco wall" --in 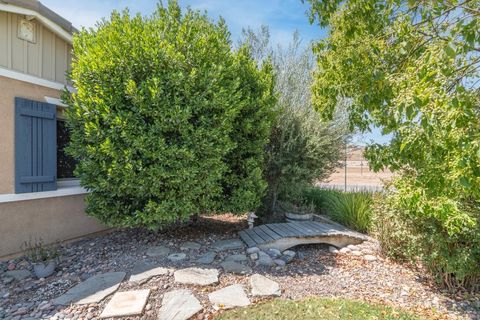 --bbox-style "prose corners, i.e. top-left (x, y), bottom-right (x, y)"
top-left (0, 75), bottom-right (61, 194)
top-left (0, 194), bottom-right (108, 258)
